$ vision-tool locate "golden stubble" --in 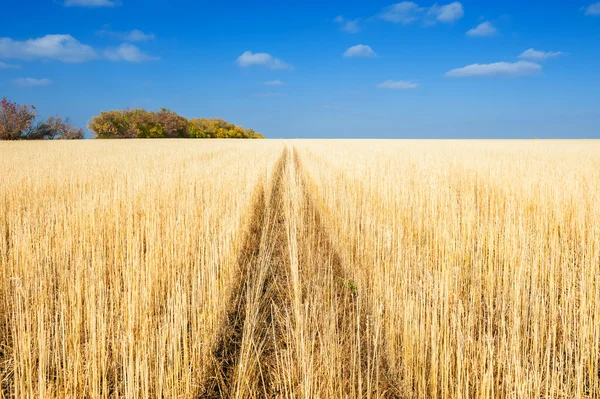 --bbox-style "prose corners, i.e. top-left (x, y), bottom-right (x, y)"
top-left (1, 139), bottom-right (598, 398)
